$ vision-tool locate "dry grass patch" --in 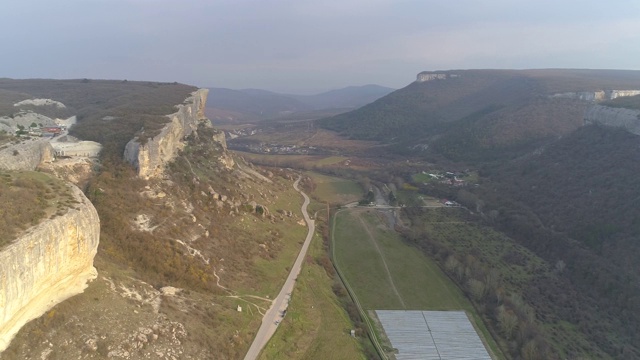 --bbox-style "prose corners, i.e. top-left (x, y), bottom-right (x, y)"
top-left (0, 170), bottom-right (74, 249)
